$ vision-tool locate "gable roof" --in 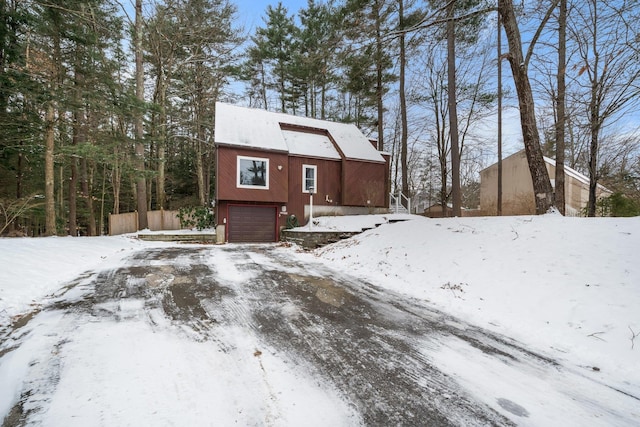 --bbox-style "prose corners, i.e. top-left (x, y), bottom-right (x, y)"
top-left (214, 102), bottom-right (385, 163)
top-left (481, 149), bottom-right (611, 193)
